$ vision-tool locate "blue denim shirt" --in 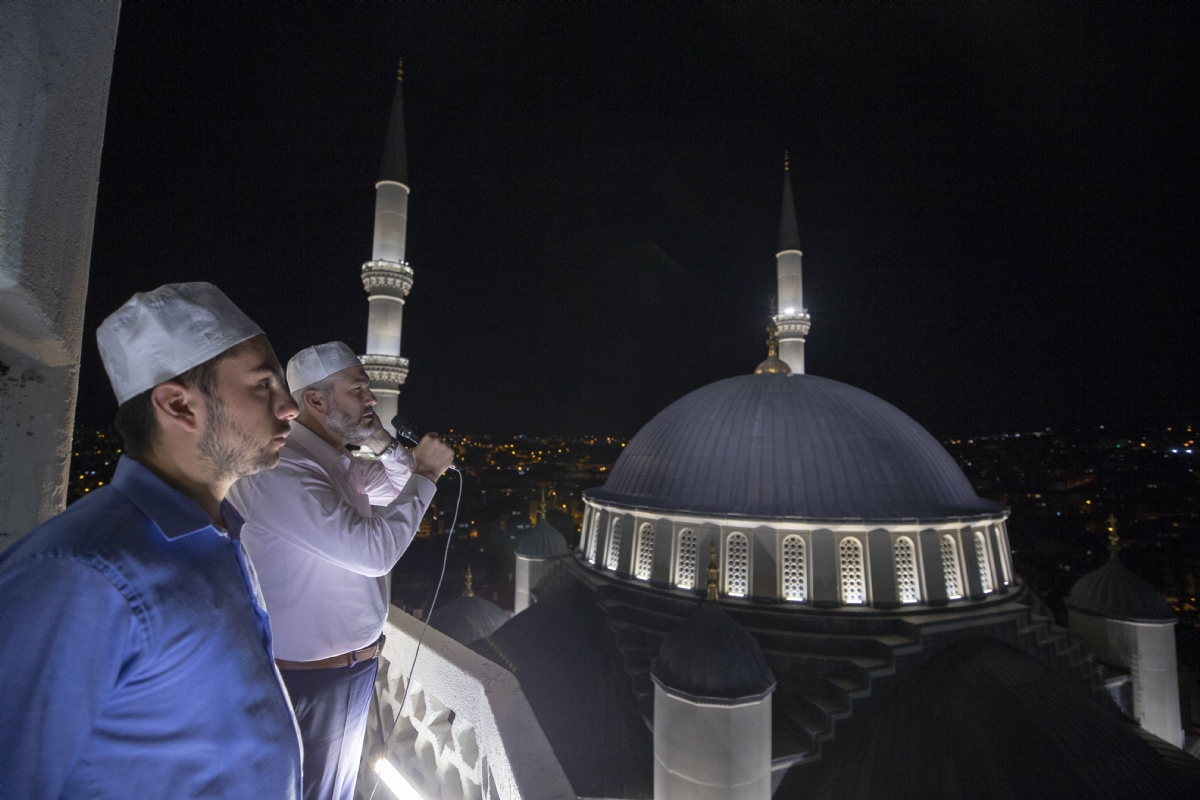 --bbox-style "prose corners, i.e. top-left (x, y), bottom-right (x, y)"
top-left (0, 457), bottom-right (302, 800)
